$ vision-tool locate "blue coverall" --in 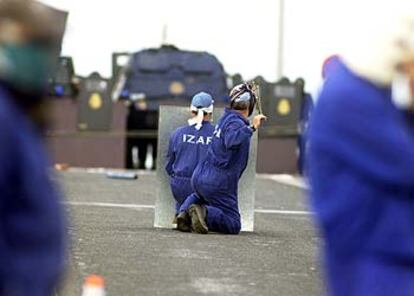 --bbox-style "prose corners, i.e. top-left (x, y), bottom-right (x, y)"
top-left (183, 108), bottom-right (253, 234)
top-left (0, 85), bottom-right (66, 295)
top-left (298, 93), bottom-right (314, 175)
top-left (165, 121), bottom-right (214, 213)
top-left (308, 61), bottom-right (414, 296)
